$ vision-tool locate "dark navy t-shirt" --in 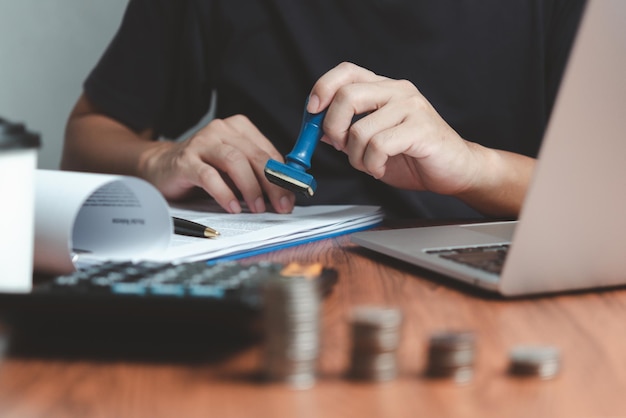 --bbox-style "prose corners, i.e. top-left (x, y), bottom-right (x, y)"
top-left (84, 0), bottom-right (586, 219)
